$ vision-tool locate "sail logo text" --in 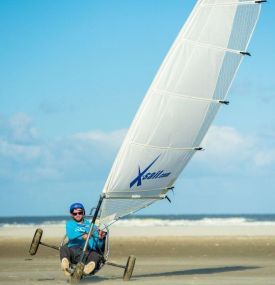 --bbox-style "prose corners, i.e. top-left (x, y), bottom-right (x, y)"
top-left (130, 155), bottom-right (171, 188)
